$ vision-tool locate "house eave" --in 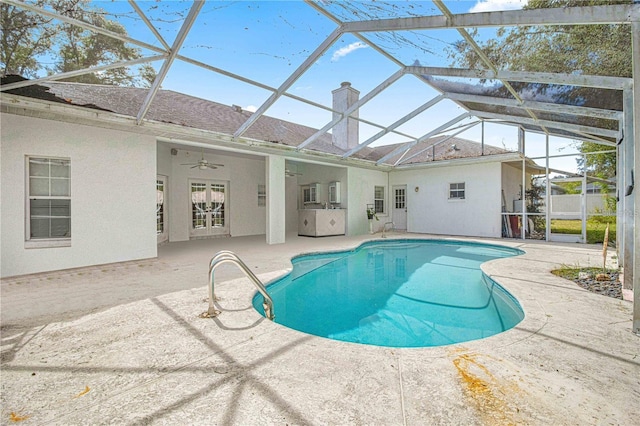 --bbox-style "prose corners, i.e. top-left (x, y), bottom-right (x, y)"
top-left (1, 93), bottom-right (396, 172)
